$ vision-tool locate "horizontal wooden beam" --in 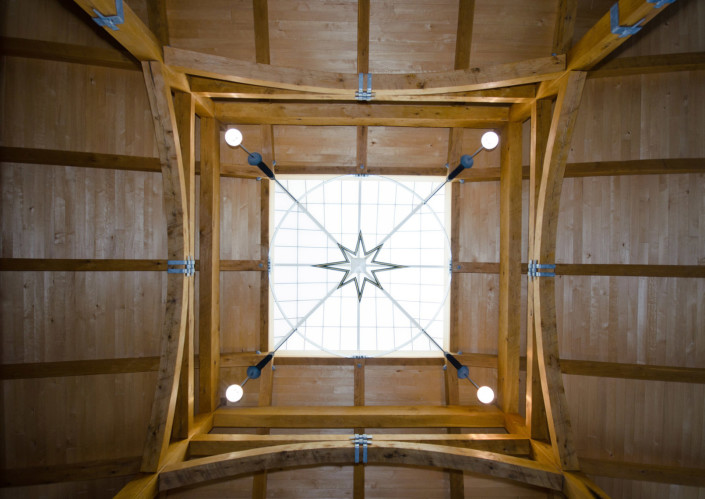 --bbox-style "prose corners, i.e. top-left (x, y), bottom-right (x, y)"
top-left (0, 146), bottom-right (161, 172)
top-left (0, 258), bottom-right (266, 272)
top-left (452, 262), bottom-right (705, 278)
top-left (0, 457), bottom-right (140, 486)
top-left (190, 76), bottom-right (536, 103)
top-left (160, 441), bottom-right (563, 492)
top-left (580, 457), bottom-right (705, 487)
top-left (214, 102), bottom-right (508, 128)
top-left (0, 36), bottom-right (139, 70)
top-left (213, 405), bottom-right (505, 428)
top-left (589, 52), bottom-right (705, 79)
top-left (189, 433), bottom-right (531, 457)
top-left (167, 46), bottom-right (565, 96)
top-left (4, 352), bottom-right (703, 384)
